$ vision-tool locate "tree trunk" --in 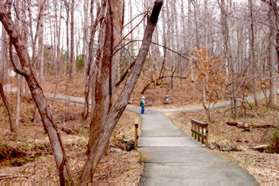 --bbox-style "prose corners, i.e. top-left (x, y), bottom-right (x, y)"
top-left (69, 0), bottom-right (75, 78)
top-left (64, 0), bottom-right (70, 76)
top-left (248, 0), bottom-right (258, 106)
top-left (193, 1), bottom-right (200, 48)
top-left (80, 1), bottom-right (163, 184)
top-left (83, 0), bottom-right (89, 79)
top-left (219, 0), bottom-right (236, 118)
top-left (83, 2), bottom-right (102, 119)
top-left (86, 0), bottom-right (114, 158)
top-left (268, 4), bottom-right (277, 106)
top-left (15, 74), bottom-right (22, 128)
top-left (38, 0), bottom-right (45, 81)
top-left (0, 2), bottom-right (73, 184)
top-left (111, 0), bottom-right (124, 88)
